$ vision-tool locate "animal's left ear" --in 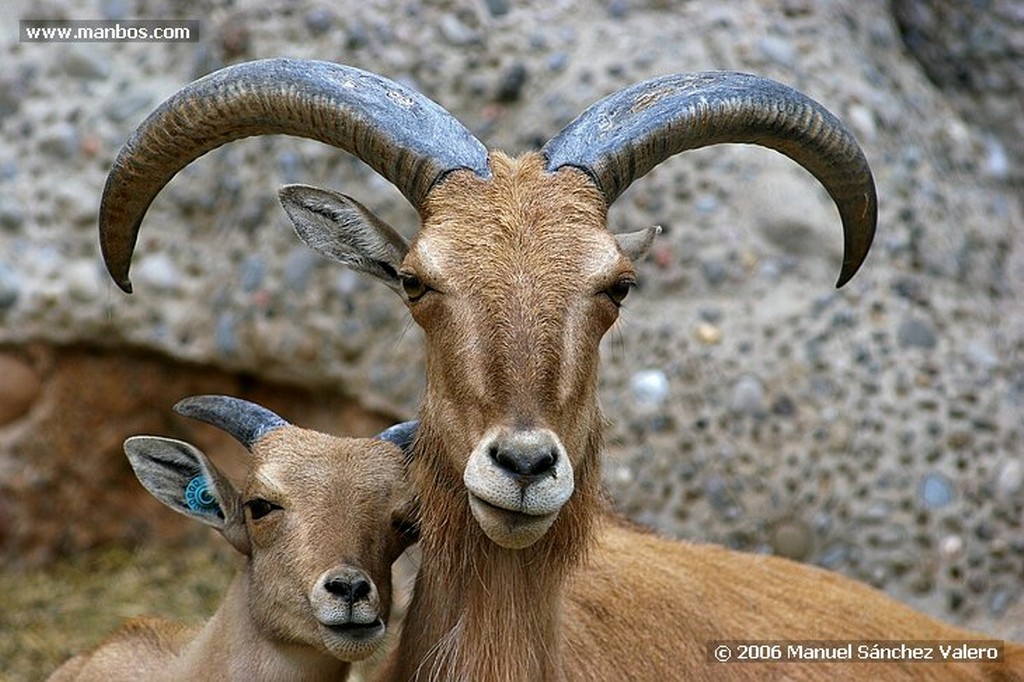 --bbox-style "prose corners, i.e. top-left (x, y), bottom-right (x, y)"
top-left (124, 436), bottom-right (251, 555)
top-left (615, 225), bottom-right (661, 262)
